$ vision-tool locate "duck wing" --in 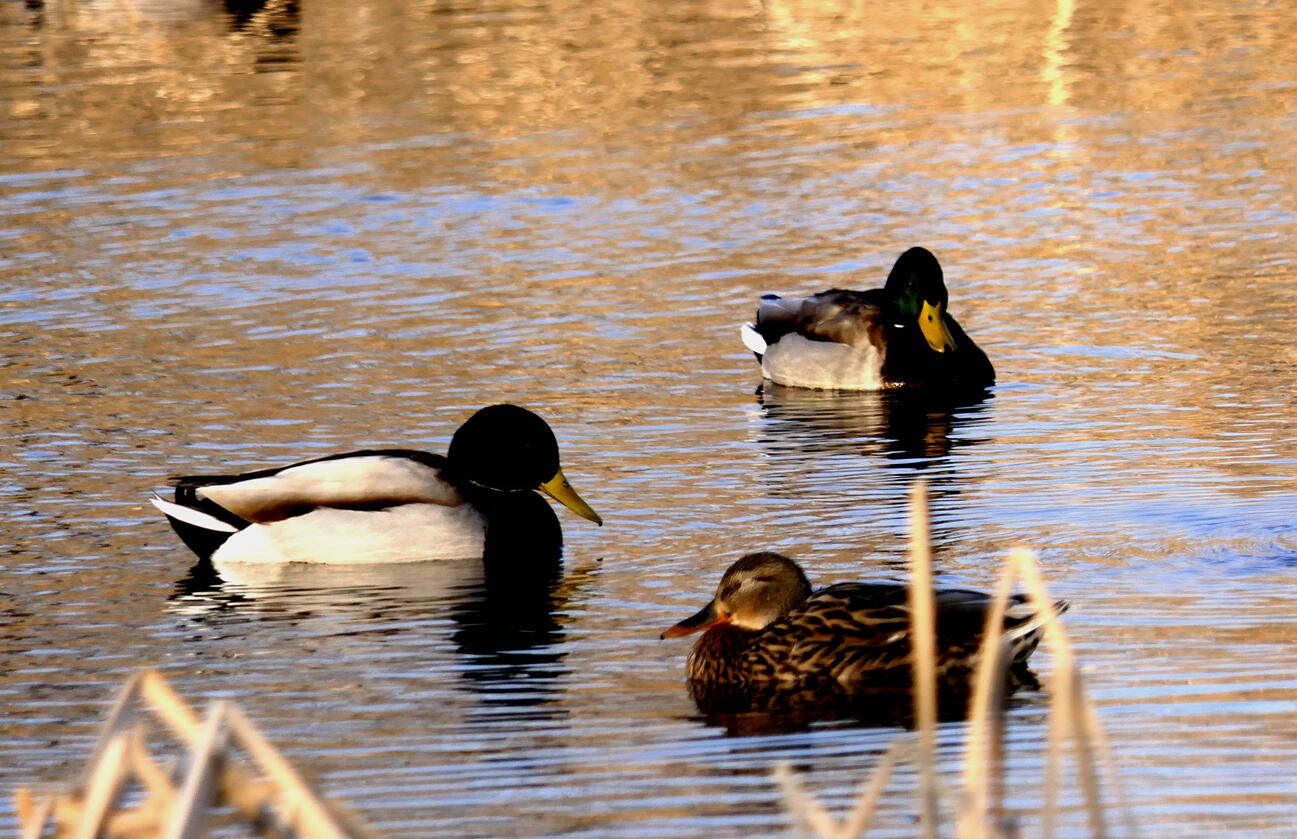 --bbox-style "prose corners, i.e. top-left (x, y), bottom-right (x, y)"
top-left (756, 583), bottom-right (913, 690)
top-left (170, 449), bottom-right (462, 524)
top-left (768, 583), bottom-right (1065, 691)
top-left (753, 290), bottom-right (888, 354)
